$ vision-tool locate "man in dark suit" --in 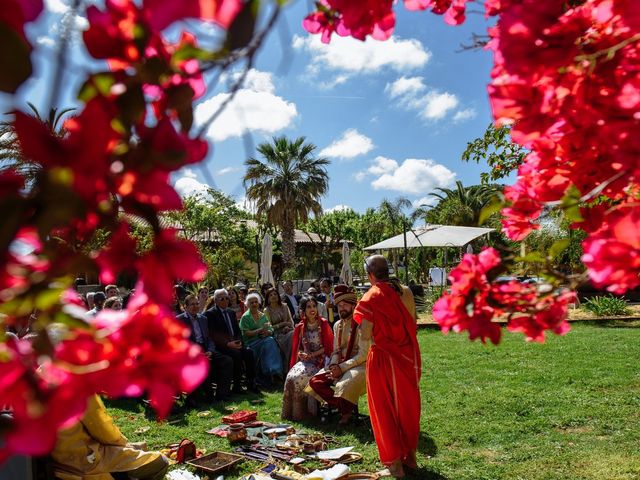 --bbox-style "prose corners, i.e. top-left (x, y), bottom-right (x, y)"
top-left (281, 280), bottom-right (301, 324)
top-left (177, 294), bottom-right (233, 402)
top-left (205, 288), bottom-right (258, 394)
